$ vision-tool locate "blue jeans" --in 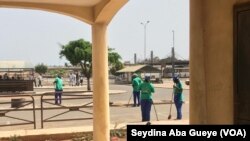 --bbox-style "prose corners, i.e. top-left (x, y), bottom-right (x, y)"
top-left (141, 99), bottom-right (152, 122)
top-left (174, 93), bottom-right (183, 119)
top-left (55, 90), bottom-right (62, 104)
top-left (133, 91), bottom-right (140, 106)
